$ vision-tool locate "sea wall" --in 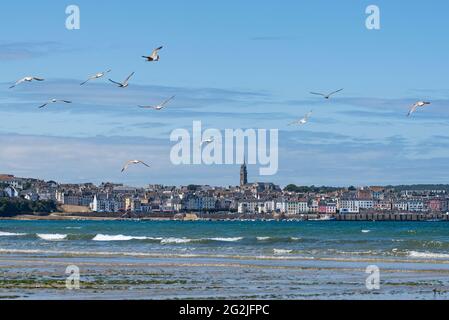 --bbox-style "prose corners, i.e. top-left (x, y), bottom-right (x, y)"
top-left (335, 213), bottom-right (449, 221)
